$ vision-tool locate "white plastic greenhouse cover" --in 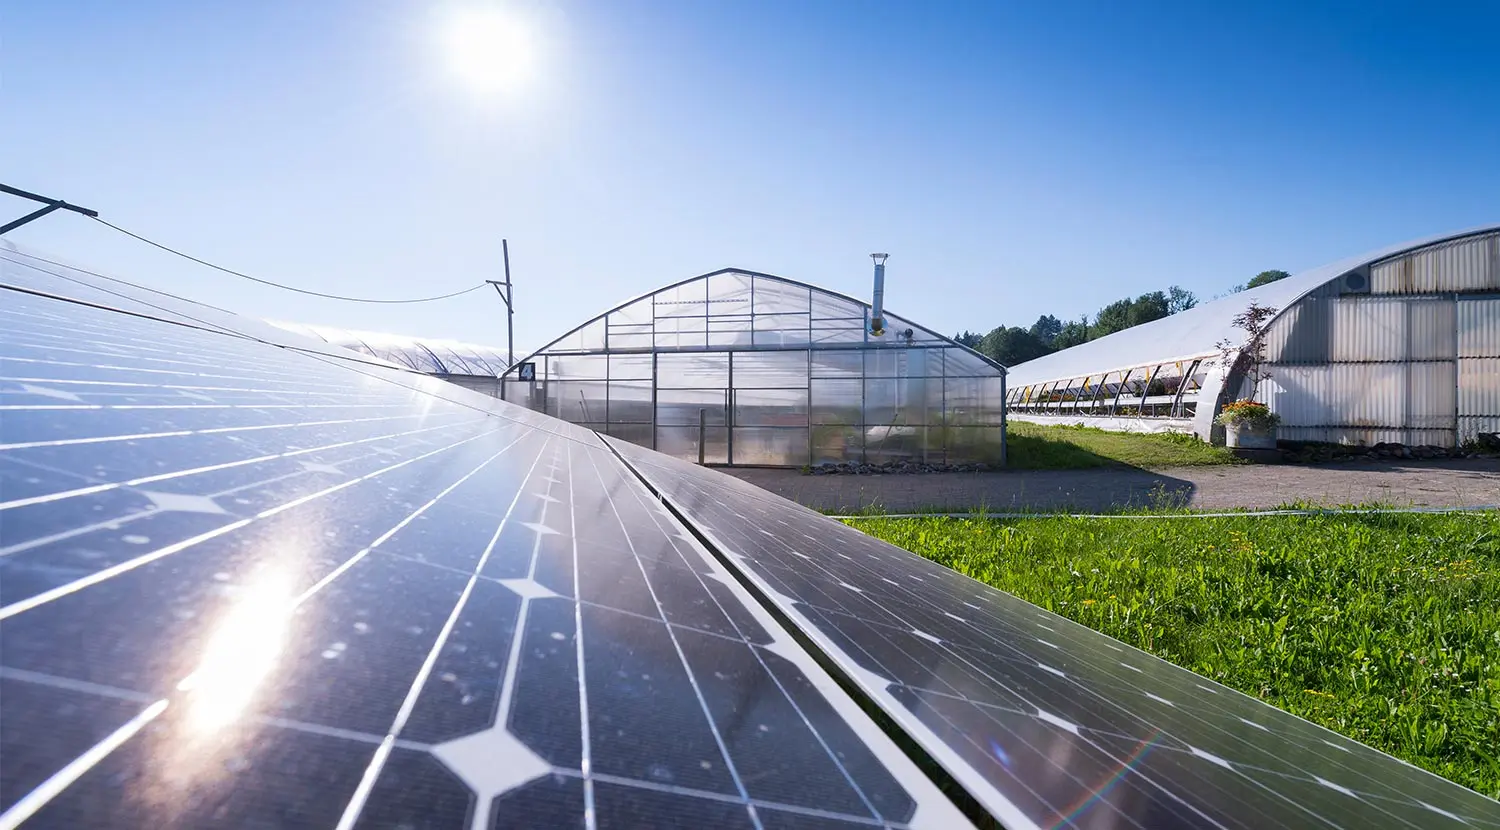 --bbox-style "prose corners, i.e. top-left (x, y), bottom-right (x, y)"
top-left (1006, 224), bottom-right (1500, 386)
